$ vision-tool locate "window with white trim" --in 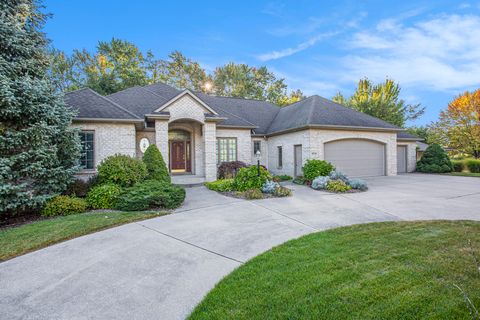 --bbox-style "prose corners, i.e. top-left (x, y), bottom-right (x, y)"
top-left (80, 131), bottom-right (94, 170)
top-left (217, 138), bottom-right (237, 163)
